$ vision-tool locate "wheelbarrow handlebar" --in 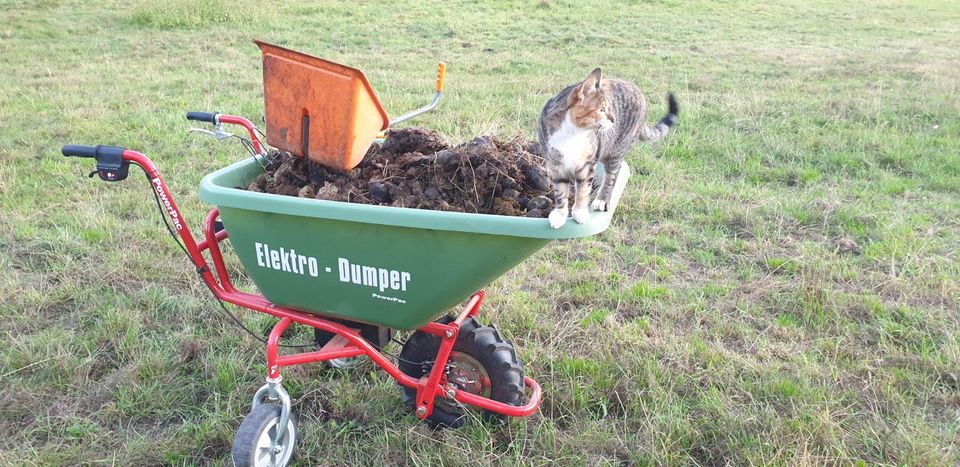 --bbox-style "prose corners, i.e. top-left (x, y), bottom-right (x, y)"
top-left (62, 144), bottom-right (124, 159)
top-left (186, 111), bottom-right (219, 123)
top-left (186, 111), bottom-right (266, 154)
